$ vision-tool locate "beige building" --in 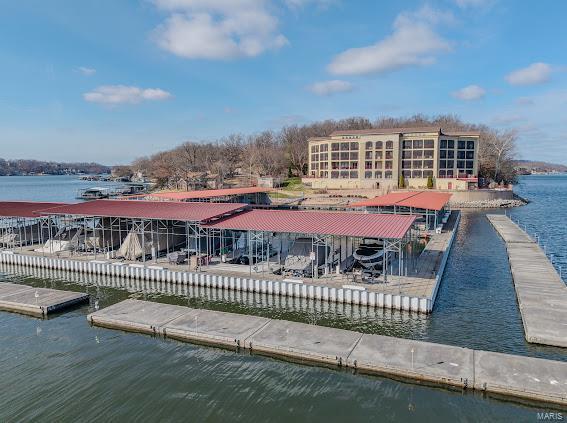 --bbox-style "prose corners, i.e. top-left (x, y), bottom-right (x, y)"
top-left (305, 127), bottom-right (480, 191)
